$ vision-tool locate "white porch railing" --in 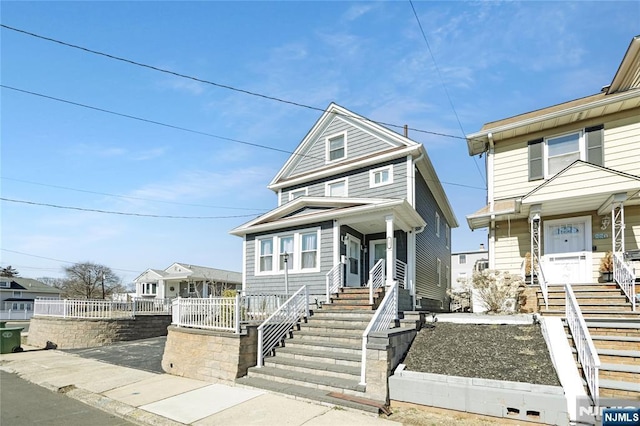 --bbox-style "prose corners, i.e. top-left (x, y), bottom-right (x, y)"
top-left (257, 286), bottom-right (309, 367)
top-left (172, 296), bottom-right (239, 332)
top-left (34, 299), bottom-right (134, 319)
top-left (534, 262), bottom-right (549, 310)
top-left (613, 252), bottom-right (636, 312)
top-left (395, 259), bottom-right (407, 289)
top-left (240, 293), bottom-right (288, 321)
top-left (325, 262), bottom-right (344, 304)
top-left (368, 259), bottom-right (385, 305)
top-left (132, 297), bottom-right (172, 314)
top-left (360, 281), bottom-right (398, 385)
top-left (565, 284), bottom-right (600, 403)
top-left (0, 309), bottom-right (33, 320)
